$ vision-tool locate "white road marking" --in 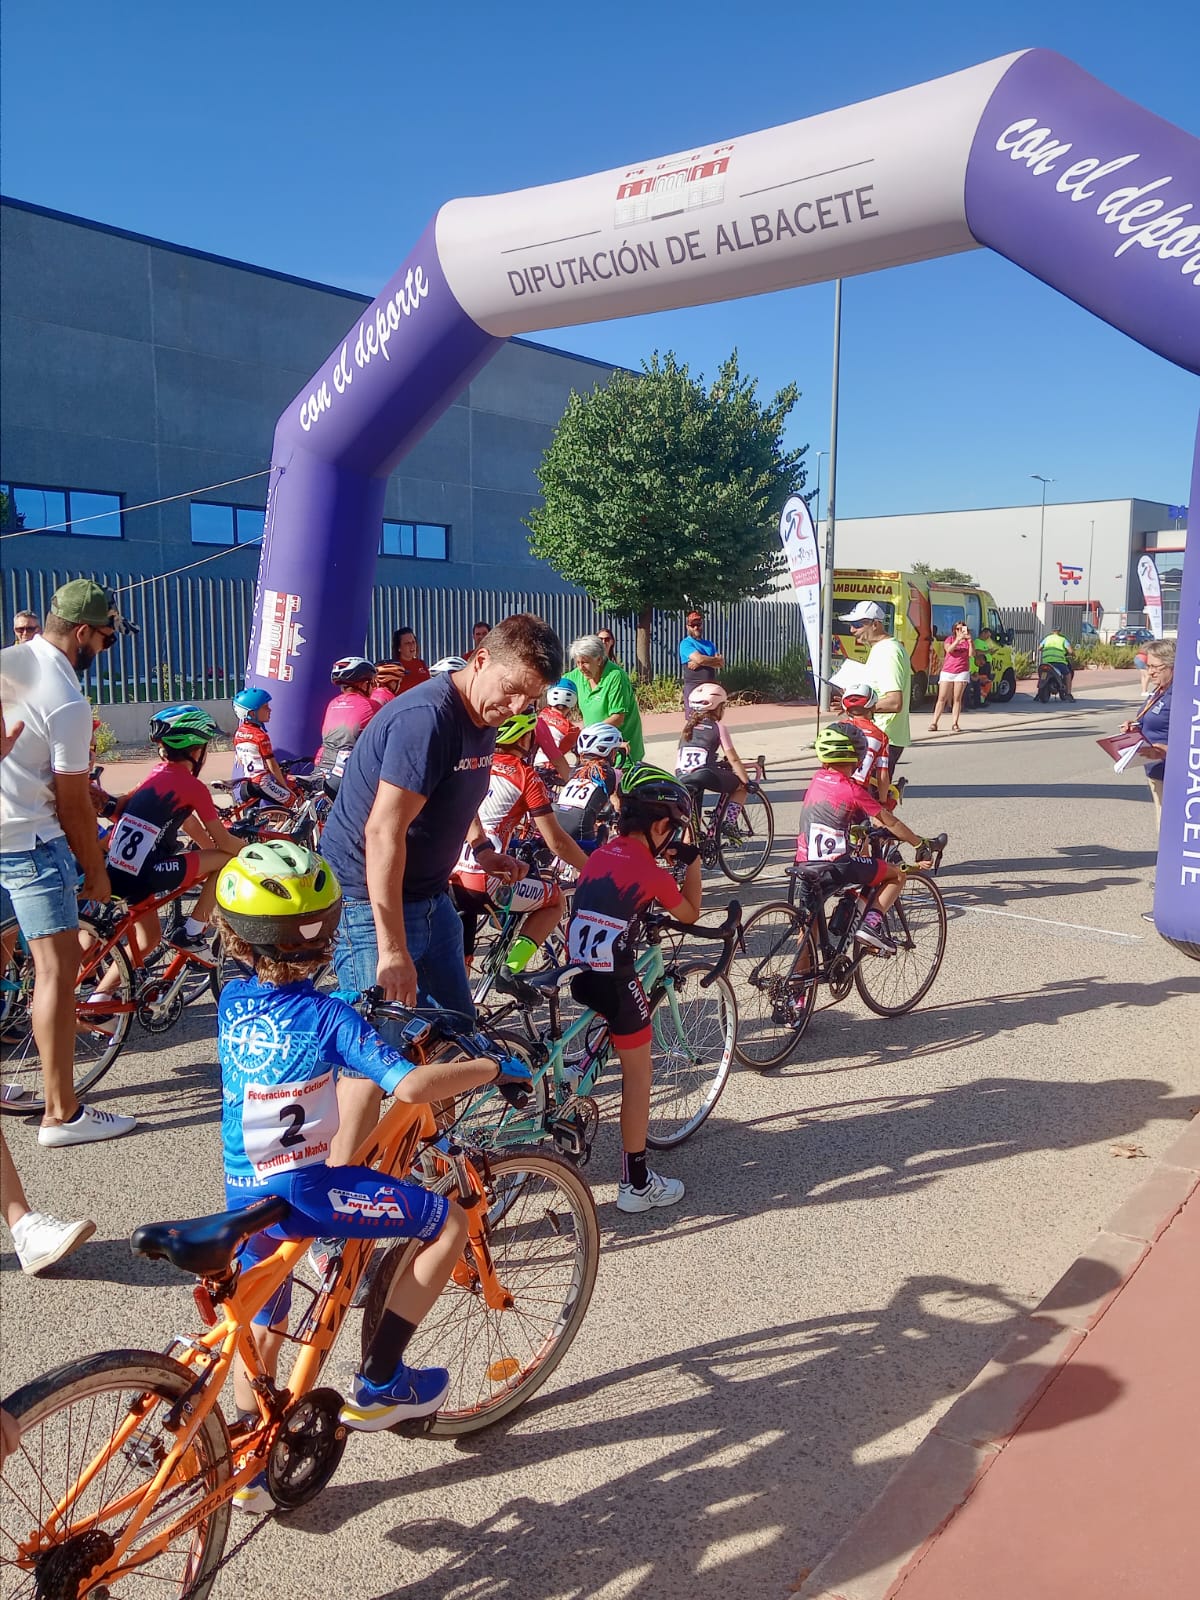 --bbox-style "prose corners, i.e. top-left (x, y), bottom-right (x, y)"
top-left (941, 898), bottom-right (1143, 944)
